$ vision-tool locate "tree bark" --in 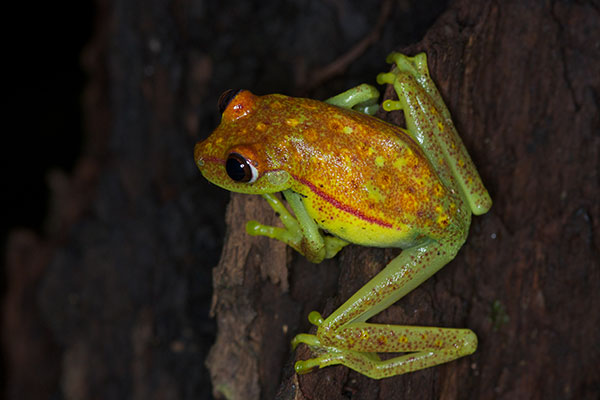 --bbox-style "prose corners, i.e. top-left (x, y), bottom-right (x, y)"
top-left (208, 1), bottom-right (600, 399)
top-left (3, 1), bottom-right (598, 400)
